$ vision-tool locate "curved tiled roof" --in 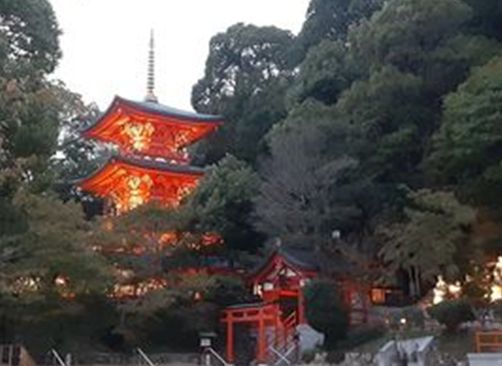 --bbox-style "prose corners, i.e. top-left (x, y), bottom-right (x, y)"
top-left (73, 154), bottom-right (205, 185)
top-left (117, 97), bottom-right (223, 123)
top-left (81, 96), bottom-right (223, 134)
